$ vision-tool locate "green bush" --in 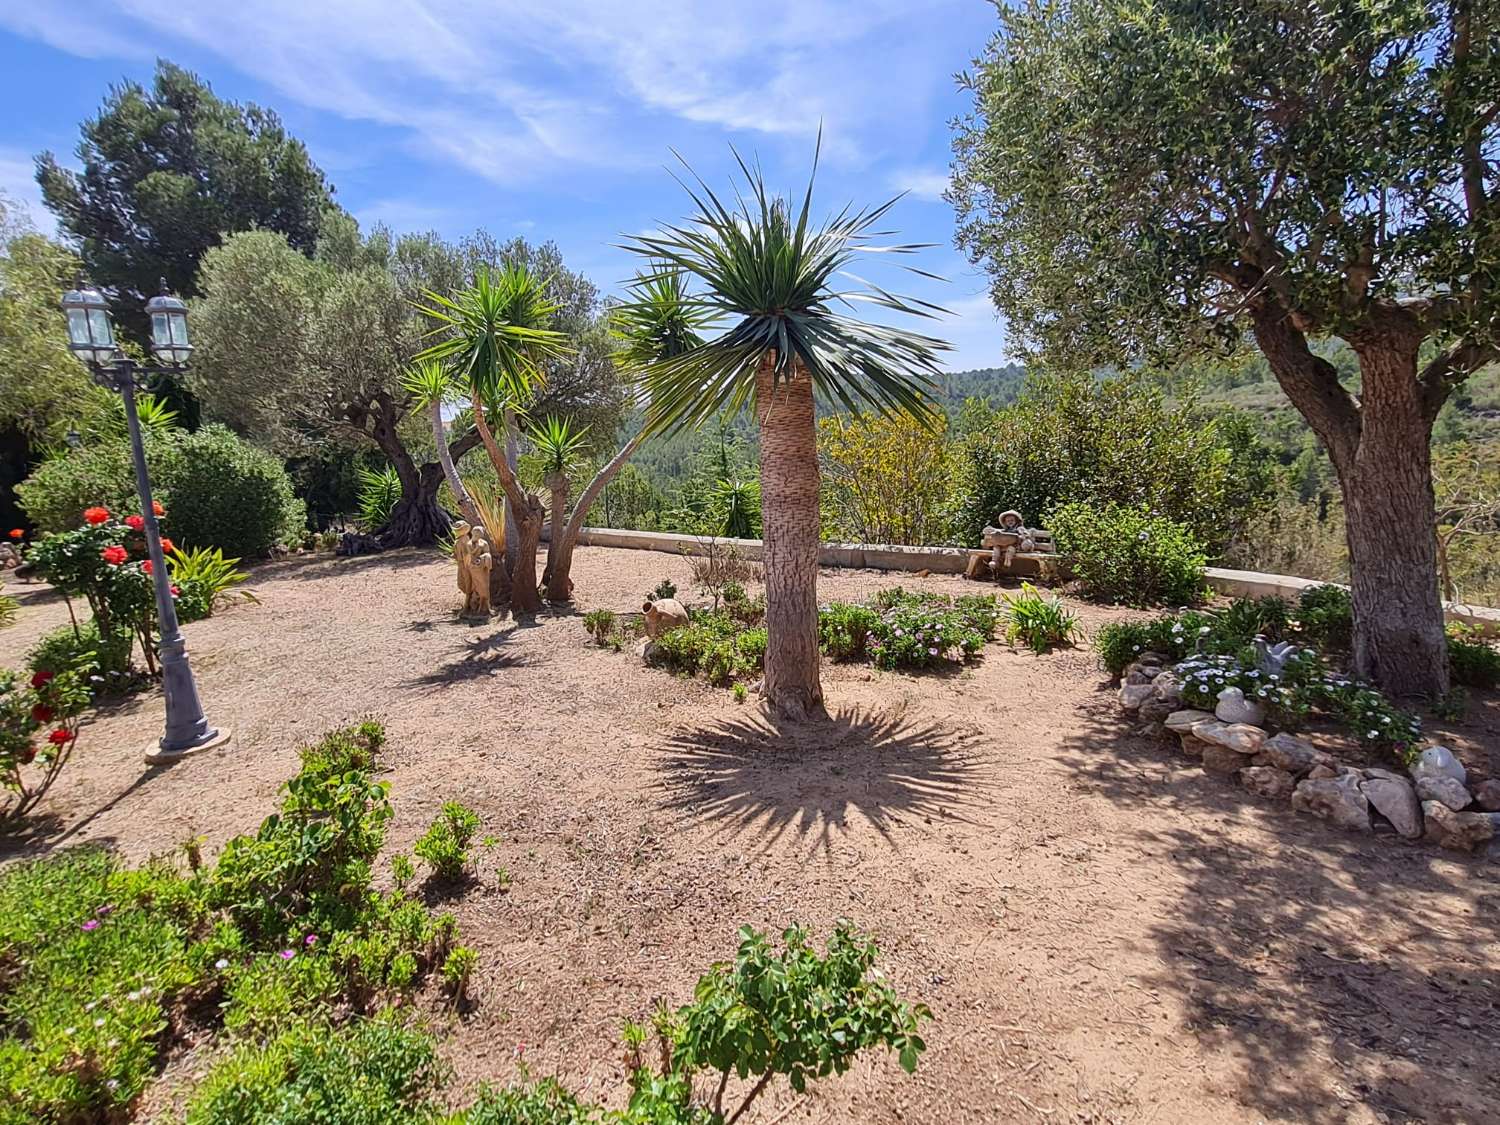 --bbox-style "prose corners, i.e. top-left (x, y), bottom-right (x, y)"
top-left (356, 465), bottom-right (402, 532)
top-left (1294, 584), bottom-right (1353, 651)
top-left (818, 602), bottom-right (881, 661)
top-left (1447, 624), bottom-right (1500, 690)
top-left (1049, 501), bottom-right (1207, 607)
top-left (653, 612), bottom-right (767, 685)
top-left (582, 609), bottom-right (616, 644)
top-left (28, 619), bottom-right (134, 689)
top-left (1000, 583), bottom-right (1079, 653)
top-left (867, 590), bottom-right (999, 671)
top-left (13, 436), bottom-right (163, 535)
top-left (168, 545), bottom-right (251, 623)
top-left (413, 801), bottom-right (480, 881)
